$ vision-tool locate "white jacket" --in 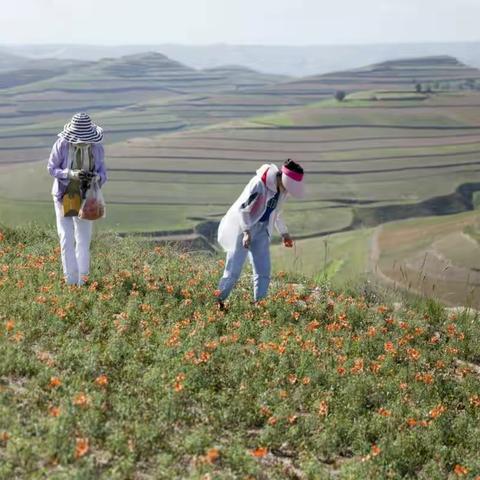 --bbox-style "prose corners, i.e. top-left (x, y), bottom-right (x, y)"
top-left (218, 164), bottom-right (288, 251)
